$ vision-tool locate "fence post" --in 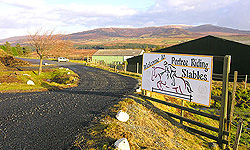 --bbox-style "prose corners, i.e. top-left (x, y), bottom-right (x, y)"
top-left (142, 89), bottom-right (146, 95)
top-left (136, 62), bottom-right (139, 74)
top-left (244, 75), bottom-right (247, 89)
top-left (115, 62), bottom-right (117, 72)
top-left (124, 63), bottom-right (127, 73)
top-left (218, 55), bottom-right (231, 149)
top-left (233, 119), bottom-right (243, 150)
top-left (227, 71), bottom-right (238, 147)
top-left (180, 100), bottom-right (185, 124)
